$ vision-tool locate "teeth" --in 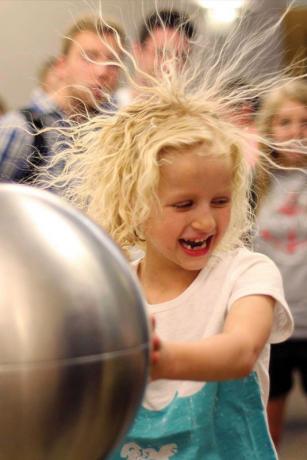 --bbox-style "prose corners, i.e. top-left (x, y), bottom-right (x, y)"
top-left (181, 239), bottom-right (207, 250)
